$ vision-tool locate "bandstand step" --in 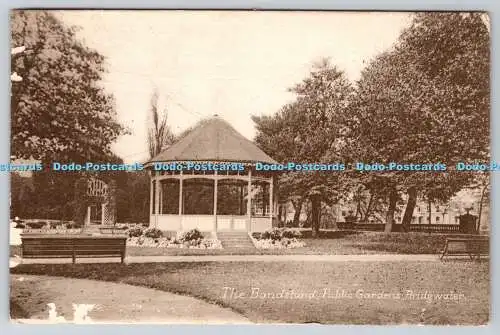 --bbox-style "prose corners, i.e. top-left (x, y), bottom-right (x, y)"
top-left (217, 232), bottom-right (255, 249)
